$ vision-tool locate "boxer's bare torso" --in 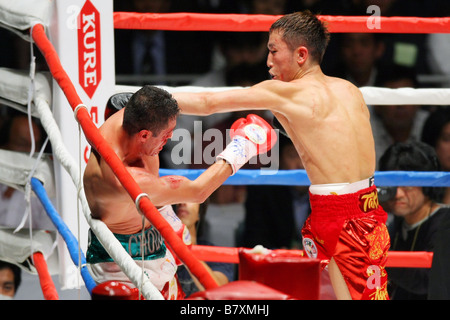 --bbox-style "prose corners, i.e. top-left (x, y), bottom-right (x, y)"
top-left (83, 109), bottom-right (232, 234)
top-left (174, 70), bottom-right (375, 186)
top-left (270, 73), bottom-right (376, 186)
